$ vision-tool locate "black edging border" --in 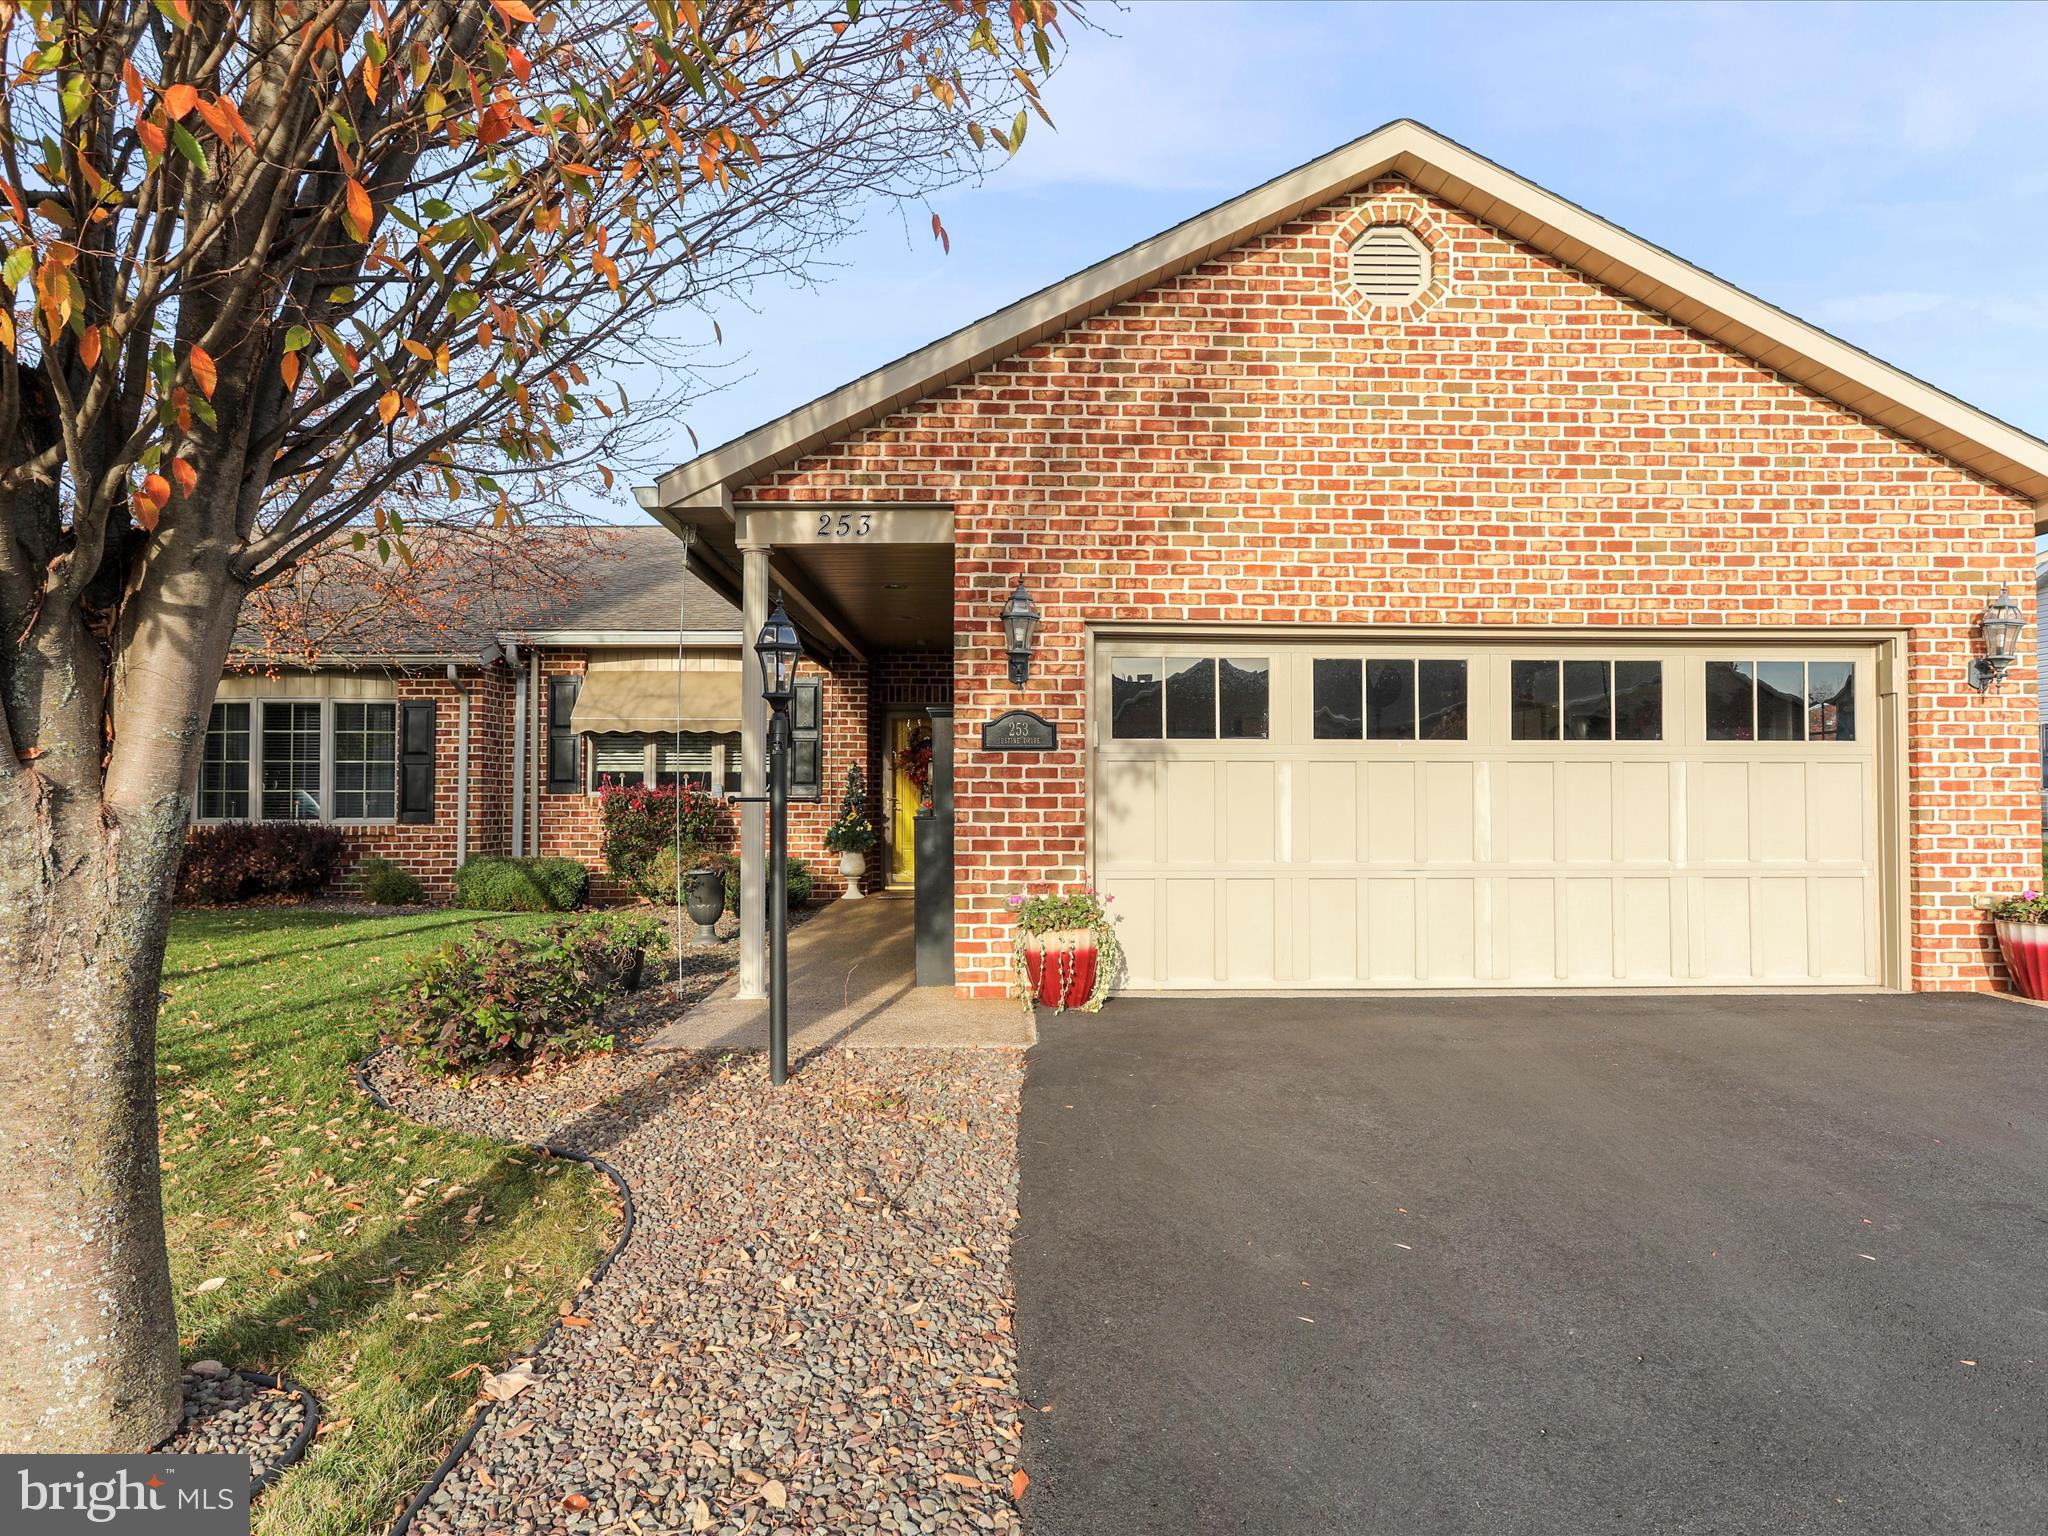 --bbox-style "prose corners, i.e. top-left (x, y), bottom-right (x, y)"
top-left (149, 1369), bottom-right (321, 1500)
top-left (350, 1054), bottom-right (638, 1536)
